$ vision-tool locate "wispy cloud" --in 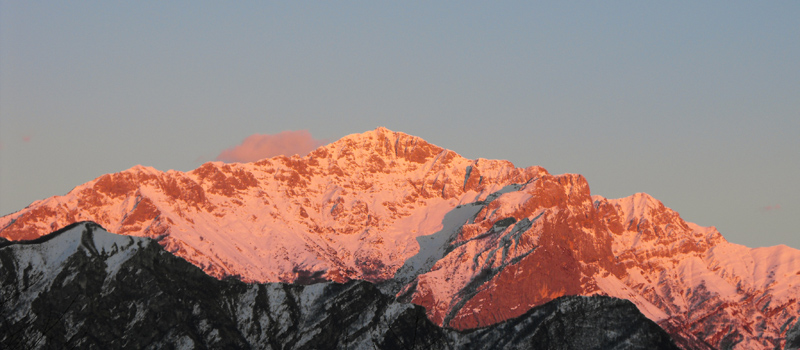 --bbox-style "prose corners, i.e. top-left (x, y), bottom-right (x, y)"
top-left (762, 204), bottom-right (781, 212)
top-left (215, 130), bottom-right (327, 163)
